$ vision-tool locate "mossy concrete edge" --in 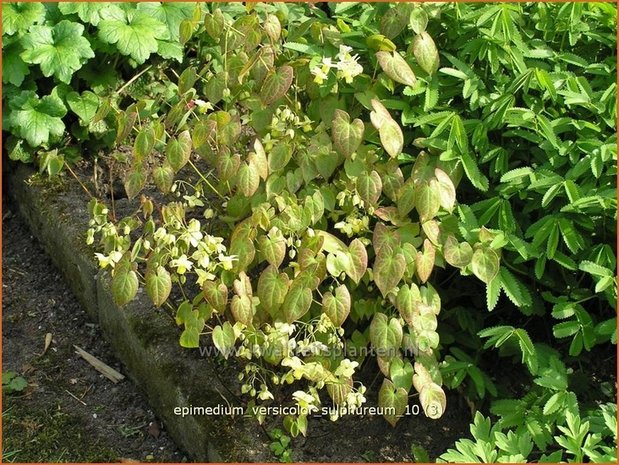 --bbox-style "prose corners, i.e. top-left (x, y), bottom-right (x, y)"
top-left (6, 164), bottom-right (270, 462)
